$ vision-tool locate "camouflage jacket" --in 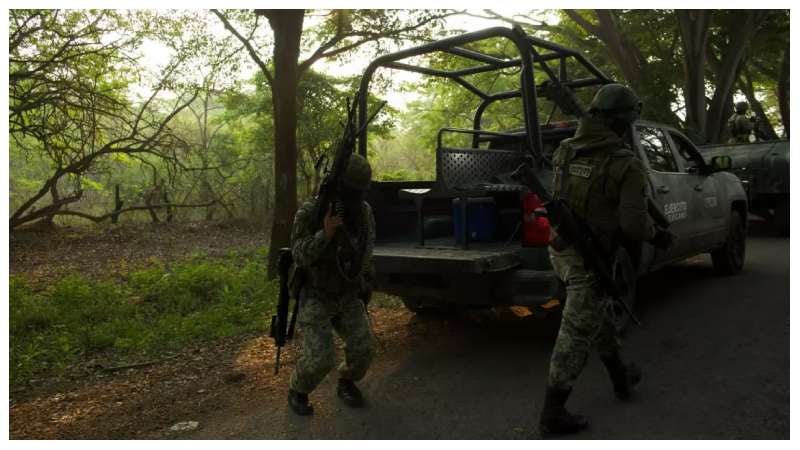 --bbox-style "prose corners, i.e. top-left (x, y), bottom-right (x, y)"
top-left (289, 197), bottom-right (376, 296)
top-left (552, 116), bottom-right (655, 249)
top-left (728, 113), bottom-right (754, 142)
